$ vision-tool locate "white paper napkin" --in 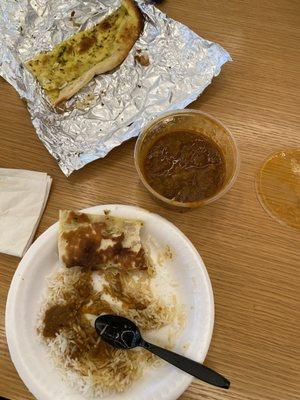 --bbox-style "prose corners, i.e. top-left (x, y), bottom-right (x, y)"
top-left (0, 168), bottom-right (52, 257)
